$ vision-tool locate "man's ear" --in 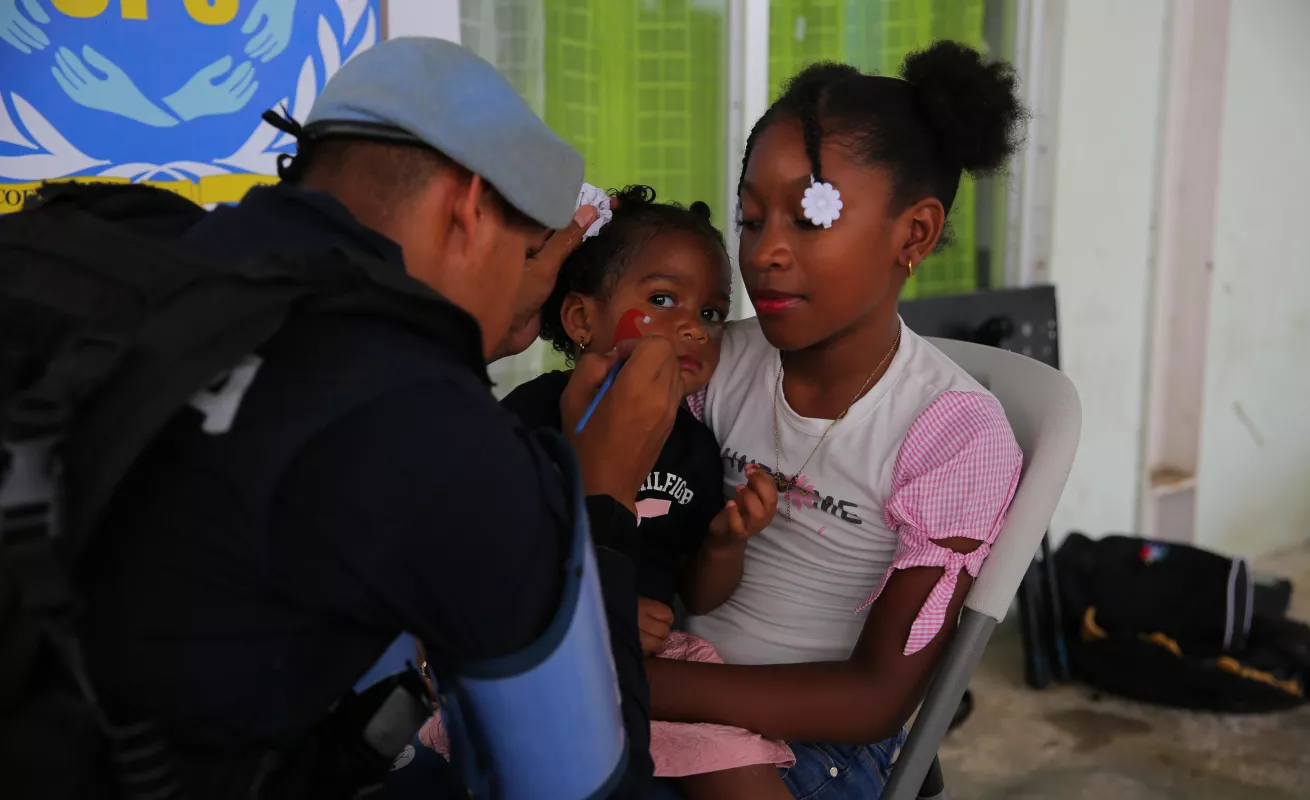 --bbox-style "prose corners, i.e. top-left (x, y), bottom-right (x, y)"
top-left (449, 171), bottom-right (491, 256)
top-left (560, 292), bottom-right (595, 349)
